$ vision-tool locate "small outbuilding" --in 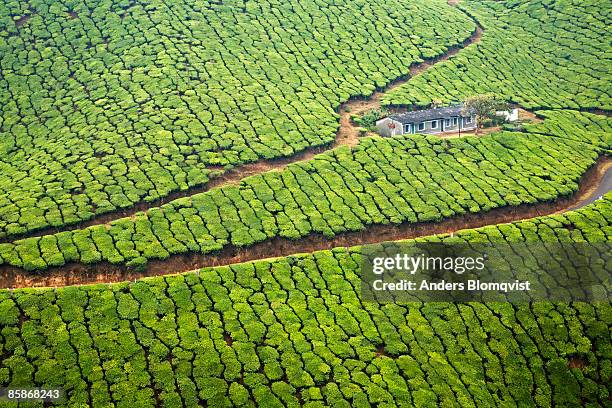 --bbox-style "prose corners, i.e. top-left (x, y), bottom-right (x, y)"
top-left (375, 104), bottom-right (518, 137)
